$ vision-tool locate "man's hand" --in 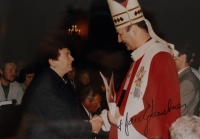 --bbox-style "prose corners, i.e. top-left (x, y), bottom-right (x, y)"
top-left (108, 107), bottom-right (121, 126)
top-left (89, 115), bottom-right (103, 134)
